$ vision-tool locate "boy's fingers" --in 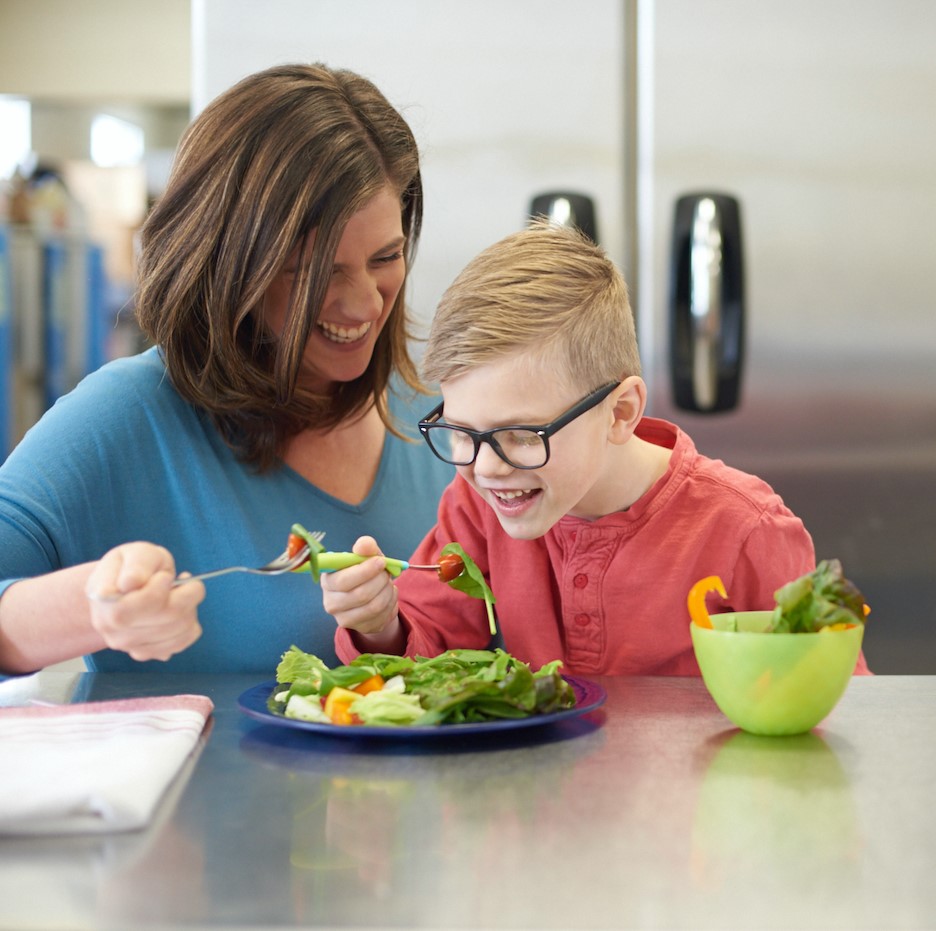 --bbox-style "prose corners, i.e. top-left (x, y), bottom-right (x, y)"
top-left (333, 588), bottom-right (398, 636)
top-left (321, 556), bottom-right (388, 593)
top-left (351, 535), bottom-right (383, 558)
